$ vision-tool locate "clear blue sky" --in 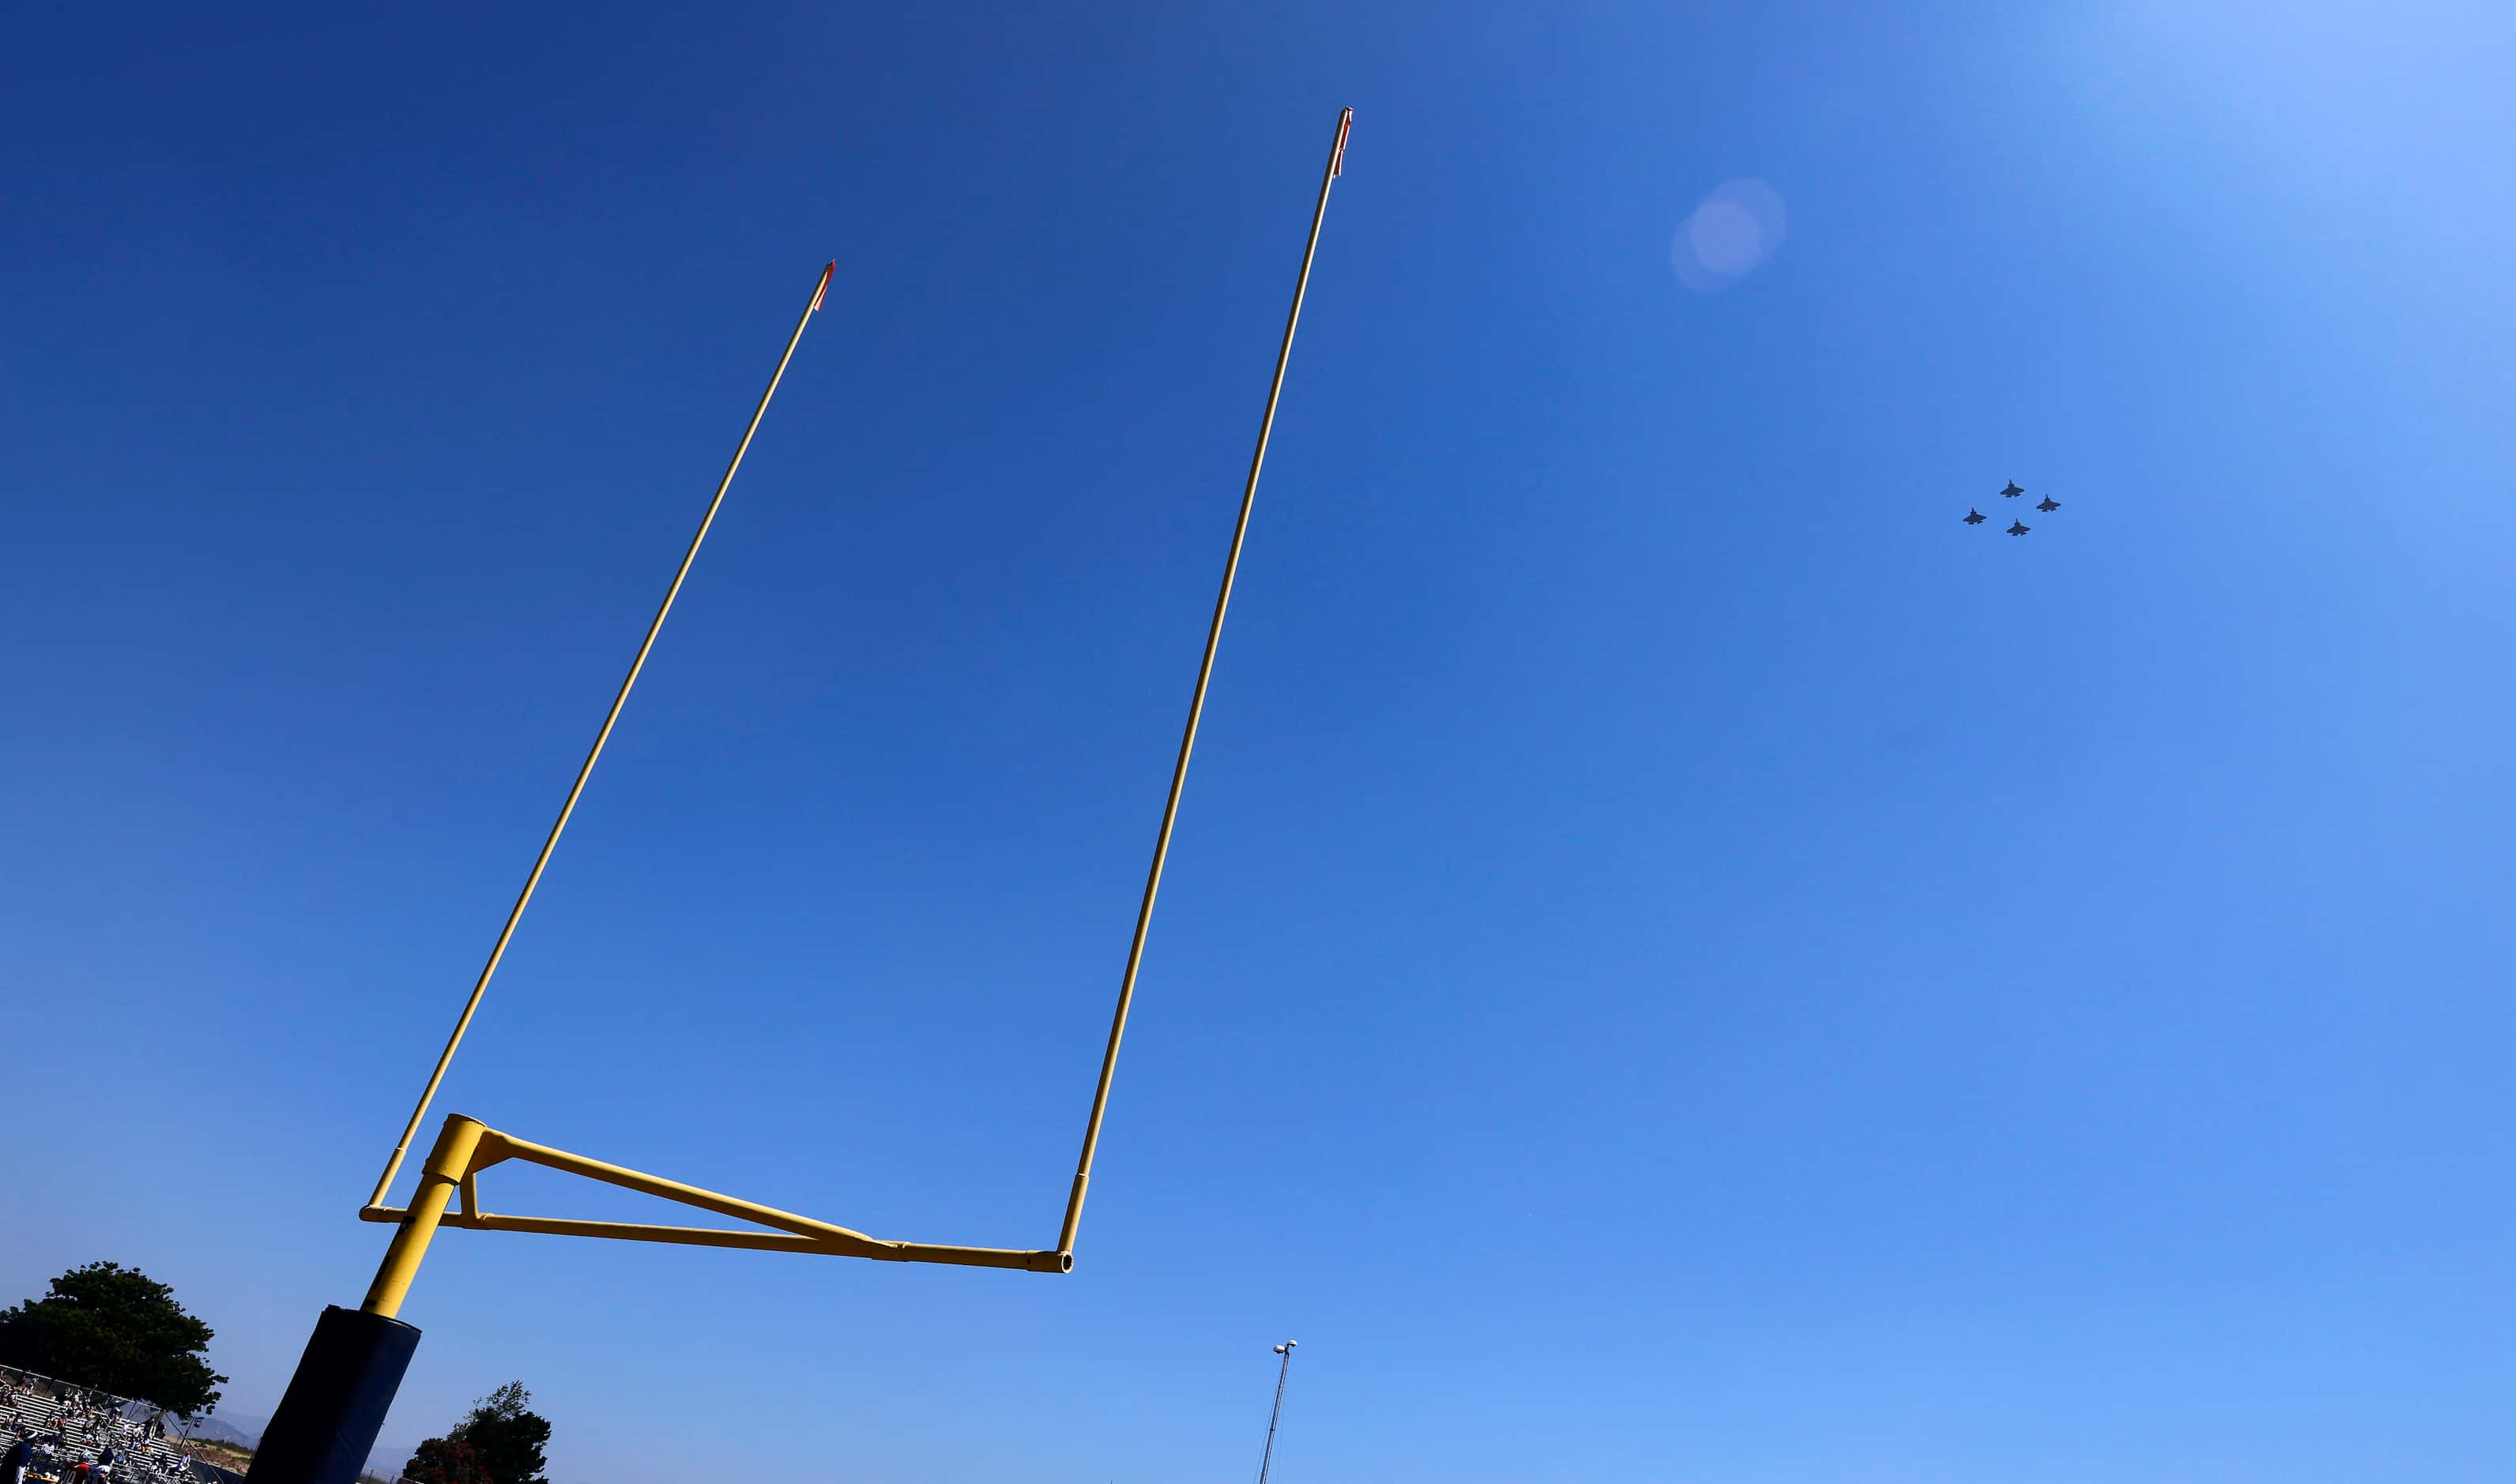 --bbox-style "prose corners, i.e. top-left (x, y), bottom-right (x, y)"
top-left (6, 3), bottom-right (2513, 1481)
